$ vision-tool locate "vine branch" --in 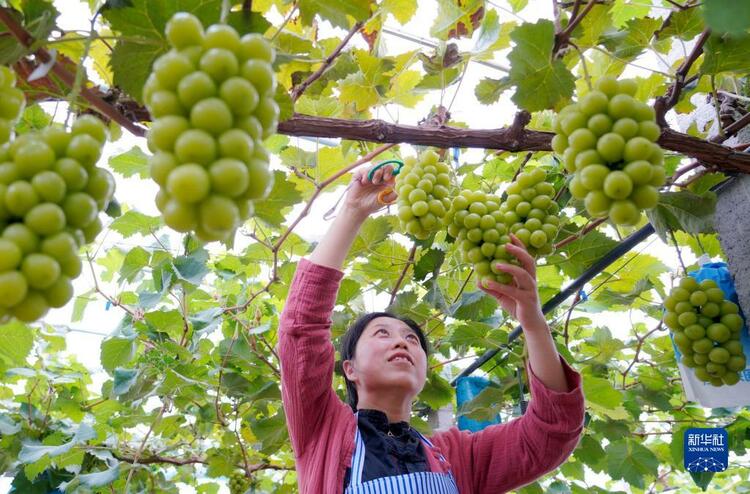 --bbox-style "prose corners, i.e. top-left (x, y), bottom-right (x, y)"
top-left (654, 29), bottom-right (711, 126)
top-left (0, 7), bottom-right (147, 136)
top-left (290, 20), bottom-right (365, 101)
